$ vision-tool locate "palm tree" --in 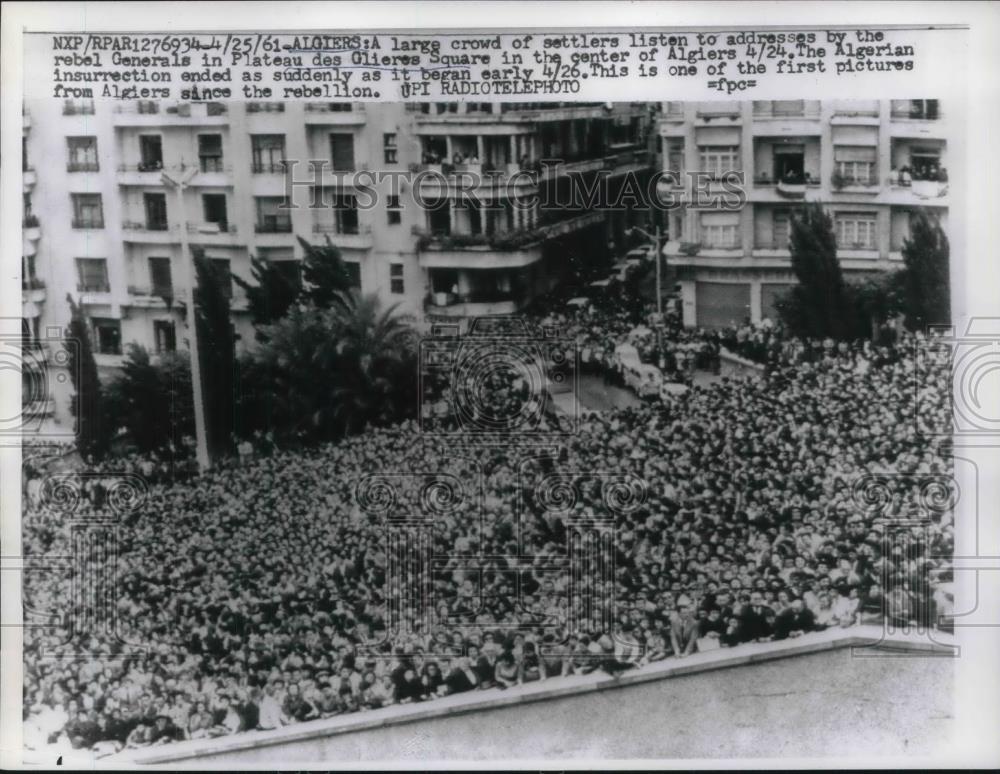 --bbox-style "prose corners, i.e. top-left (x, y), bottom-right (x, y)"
top-left (321, 290), bottom-right (417, 435)
top-left (249, 291), bottom-right (417, 442)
